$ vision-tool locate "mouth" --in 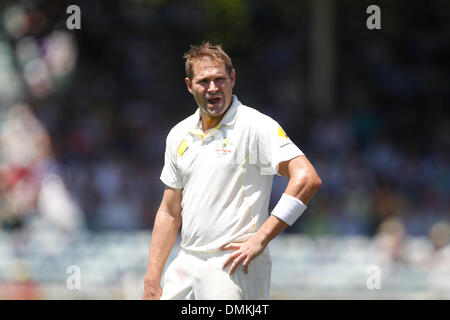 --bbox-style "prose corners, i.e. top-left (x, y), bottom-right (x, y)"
top-left (207, 97), bottom-right (222, 106)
